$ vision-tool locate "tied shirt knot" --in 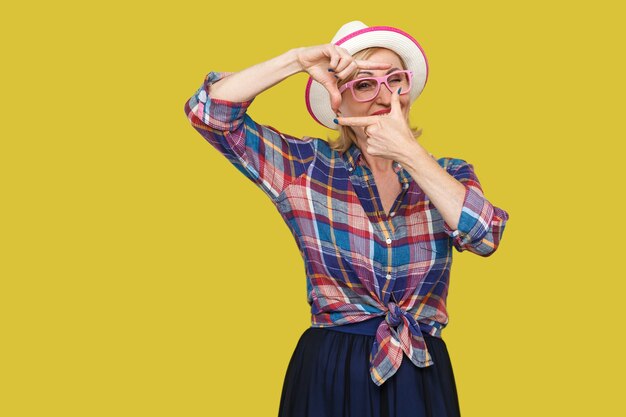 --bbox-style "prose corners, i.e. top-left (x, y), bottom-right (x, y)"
top-left (385, 301), bottom-right (404, 327)
top-left (368, 302), bottom-right (435, 386)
